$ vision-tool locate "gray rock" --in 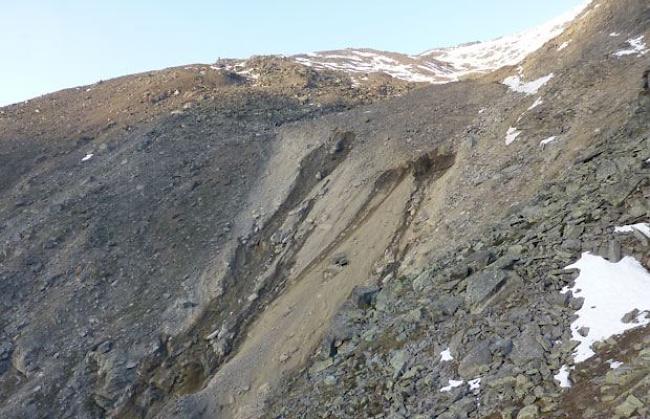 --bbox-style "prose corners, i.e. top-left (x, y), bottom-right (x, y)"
top-left (0, 340), bottom-right (12, 361)
top-left (607, 240), bottom-right (622, 263)
top-left (97, 341), bottom-right (113, 354)
top-left (10, 345), bottom-right (38, 376)
top-left (491, 339), bottom-right (514, 356)
top-left (466, 250), bottom-right (496, 270)
top-left (458, 341), bottom-right (492, 378)
top-left (621, 309), bottom-right (640, 323)
top-left (516, 404), bottom-right (539, 419)
top-left (465, 269), bottom-right (521, 312)
top-left (412, 270), bottom-right (432, 292)
top-left (614, 394), bottom-right (644, 417)
top-left (431, 295), bottom-right (463, 317)
top-left (510, 326), bottom-right (546, 366)
top-left (568, 294), bottom-right (584, 311)
top-left (564, 224), bottom-right (584, 240)
top-left (331, 253), bottom-right (349, 267)
top-left (324, 375), bottom-right (337, 386)
top-left (352, 286), bottom-right (379, 309)
top-left (390, 350), bottom-right (410, 377)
